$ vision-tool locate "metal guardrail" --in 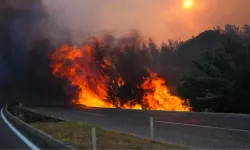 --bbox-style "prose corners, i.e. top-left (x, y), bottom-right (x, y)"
top-left (3, 105), bottom-right (74, 150)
